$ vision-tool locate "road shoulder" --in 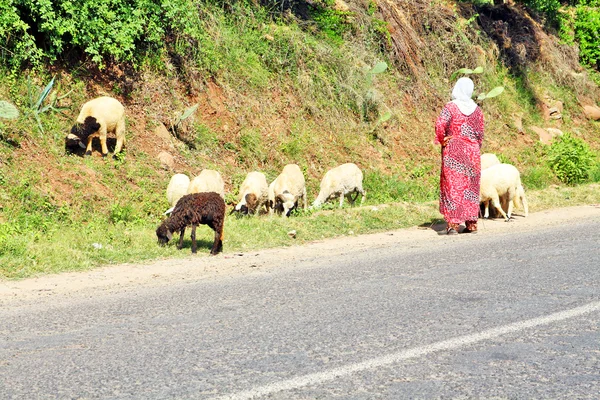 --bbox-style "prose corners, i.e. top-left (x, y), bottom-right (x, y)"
top-left (1, 204), bottom-right (599, 307)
